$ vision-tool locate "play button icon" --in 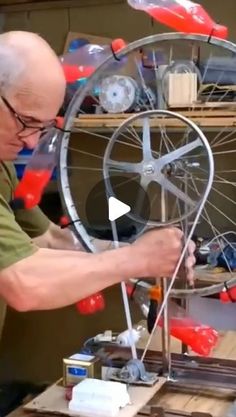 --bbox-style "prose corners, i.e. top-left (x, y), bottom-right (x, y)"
top-left (108, 197), bottom-right (131, 222)
top-left (85, 175), bottom-right (150, 243)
